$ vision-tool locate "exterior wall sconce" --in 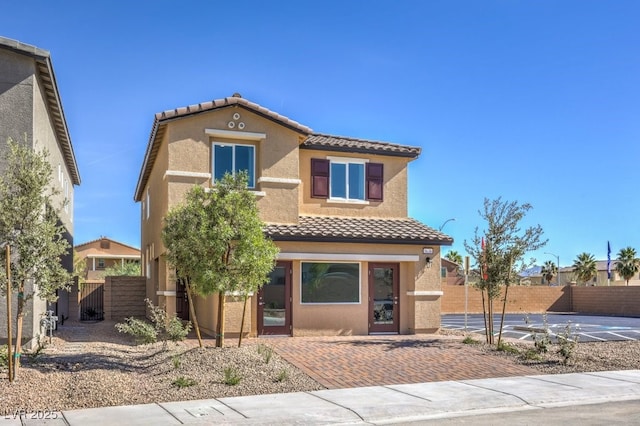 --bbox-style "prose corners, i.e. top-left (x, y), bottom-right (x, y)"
top-left (425, 257), bottom-right (432, 268)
